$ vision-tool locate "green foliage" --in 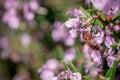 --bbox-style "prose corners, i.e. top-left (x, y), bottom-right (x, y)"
top-left (78, 62), bottom-right (84, 74)
top-left (112, 11), bottom-right (120, 22)
top-left (69, 62), bottom-right (78, 72)
top-left (111, 43), bottom-right (118, 49)
top-left (62, 61), bottom-right (69, 69)
top-left (86, 9), bottom-right (98, 13)
top-left (80, 7), bottom-right (91, 18)
top-left (62, 61), bottom-right (78, 72)
top-left (100, 12), bottom-right (106, 21)
top-left (94, 19), bottom-right (104, 28)
top-left (105, 60), bottom-right (118, 80)
top-left (52, 46), bottom-right (64, 60)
